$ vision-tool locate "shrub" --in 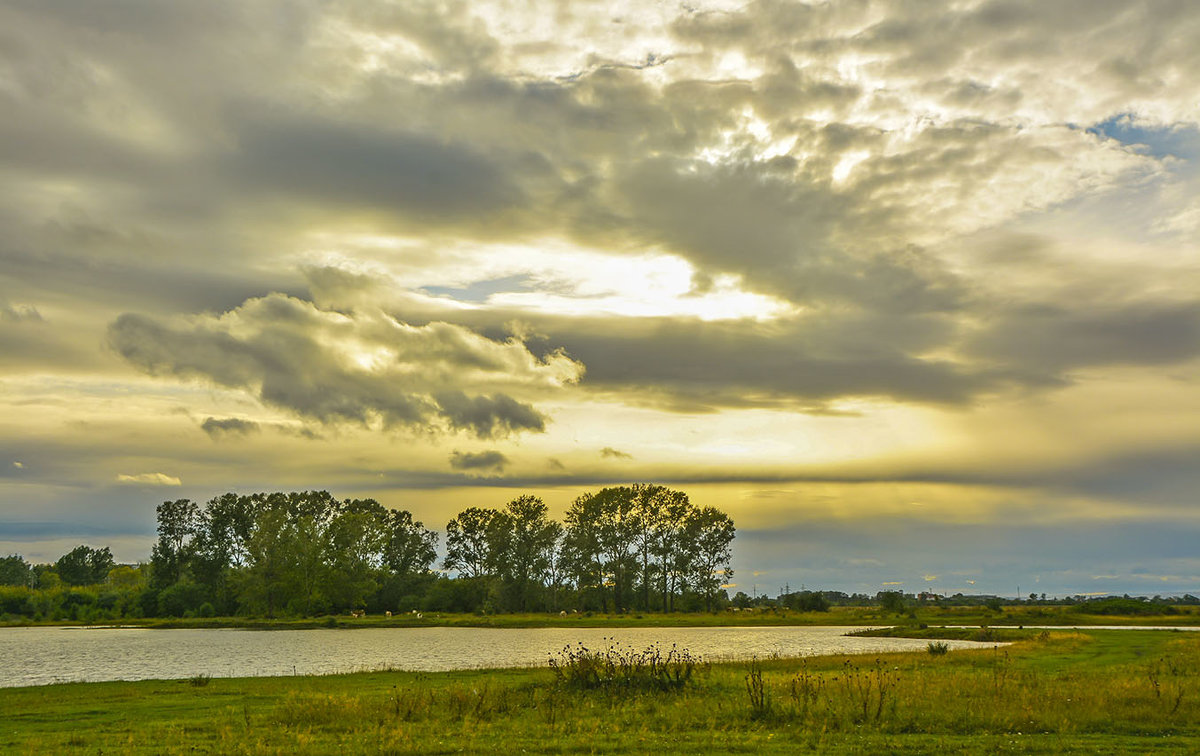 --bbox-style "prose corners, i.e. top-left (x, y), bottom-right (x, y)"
top-left (549, 639), bottom-right (701, 692)
top-left (158, 581), bottom-right (208, 617)
top-left (927, 641), bottom-right (949, 655)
